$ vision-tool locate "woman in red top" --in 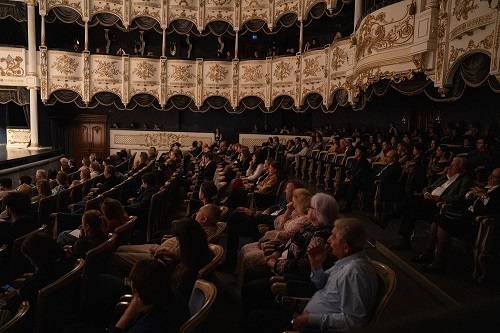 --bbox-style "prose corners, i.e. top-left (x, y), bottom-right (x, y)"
top-left (101, 198), bottom-right (129, 233)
